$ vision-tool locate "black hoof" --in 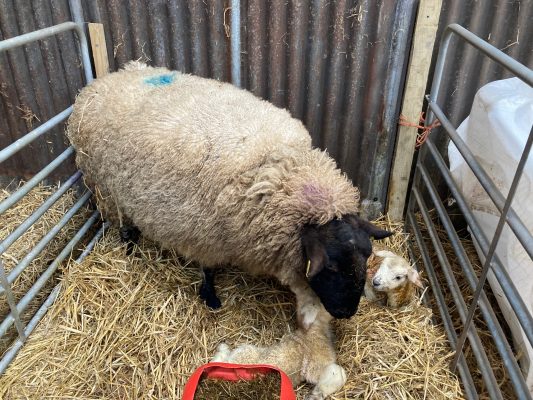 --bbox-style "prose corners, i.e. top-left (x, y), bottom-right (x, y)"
top-left (199, 283), bottom-right (222, 309)
top-left (119, 225), bottom-right (140, 255)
